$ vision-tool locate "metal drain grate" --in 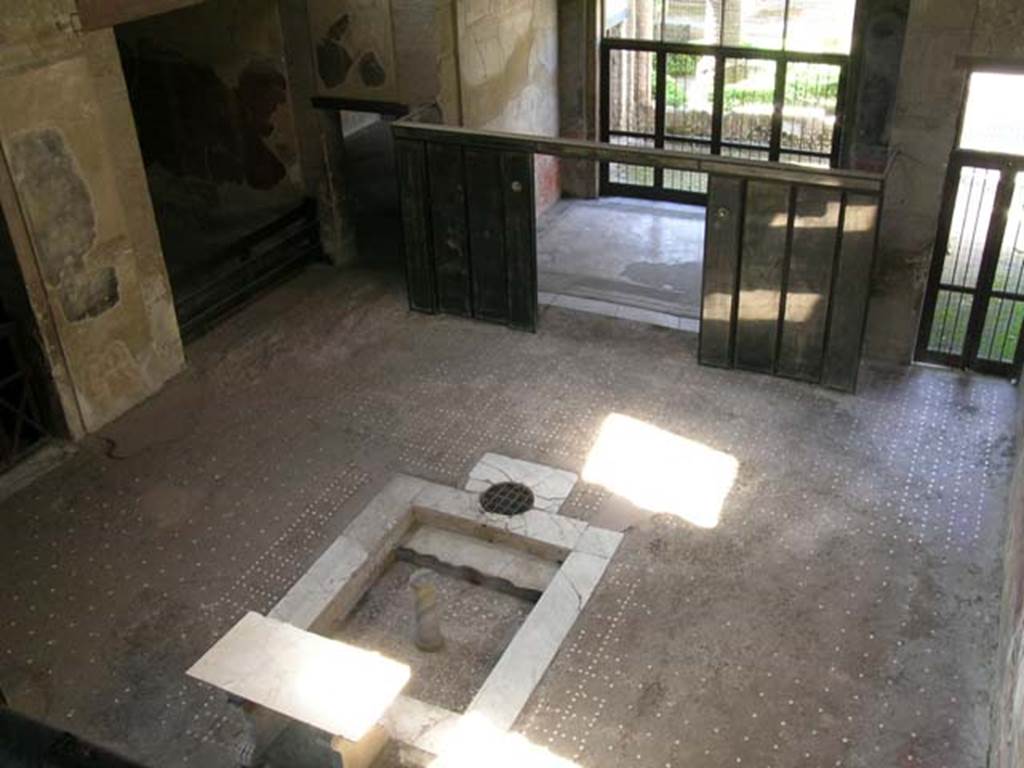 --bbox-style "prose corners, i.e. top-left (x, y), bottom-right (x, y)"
top-left (479, 482), bottom-right (534, 516)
